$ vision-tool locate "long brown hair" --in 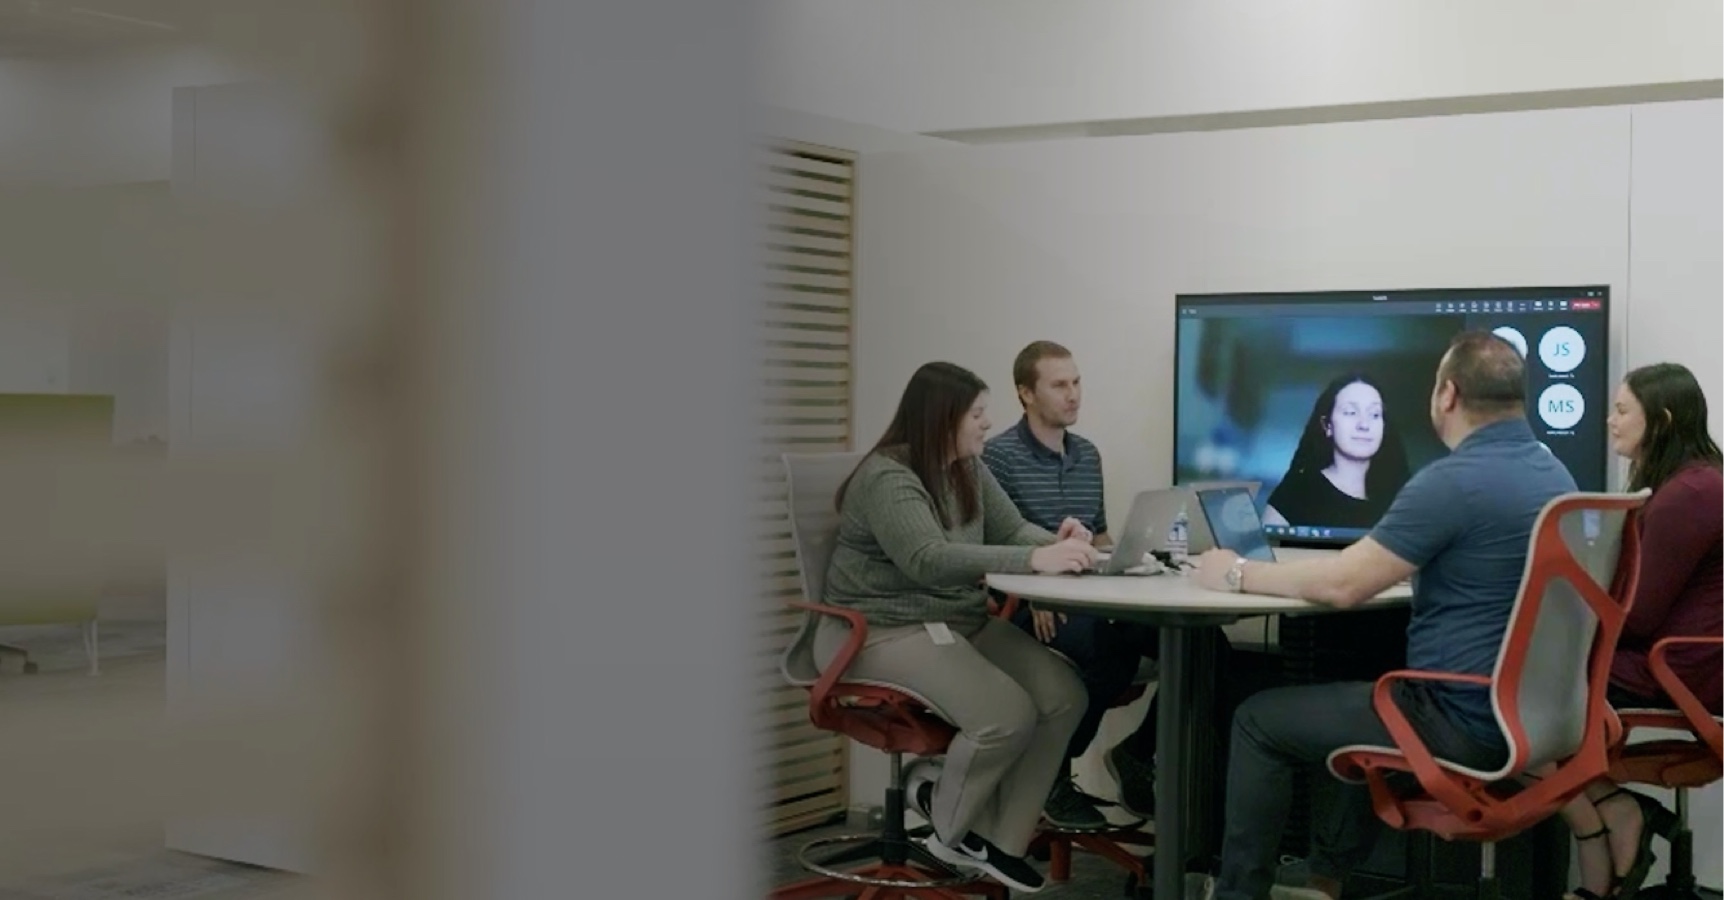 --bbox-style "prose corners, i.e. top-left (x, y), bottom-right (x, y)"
top-left (1623, 362), bottom-right (1723, 493)
top-left (1284, 371), bottom-right (1411, 501)
top-left (837, 362), bottom-right (987, 527)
